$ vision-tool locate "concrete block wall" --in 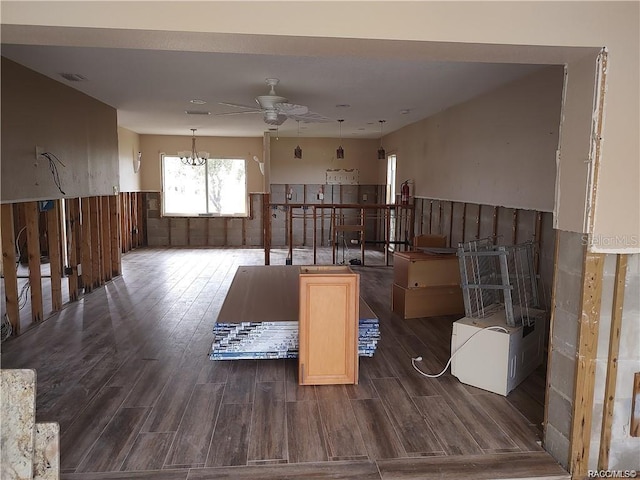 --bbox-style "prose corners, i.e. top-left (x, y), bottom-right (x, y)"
top-left (546, 233), bottom-right (640, 471)
top-left (589, 253), bottom-right (640, 470)
top-left (545, 229), bottom-right (584, 468)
